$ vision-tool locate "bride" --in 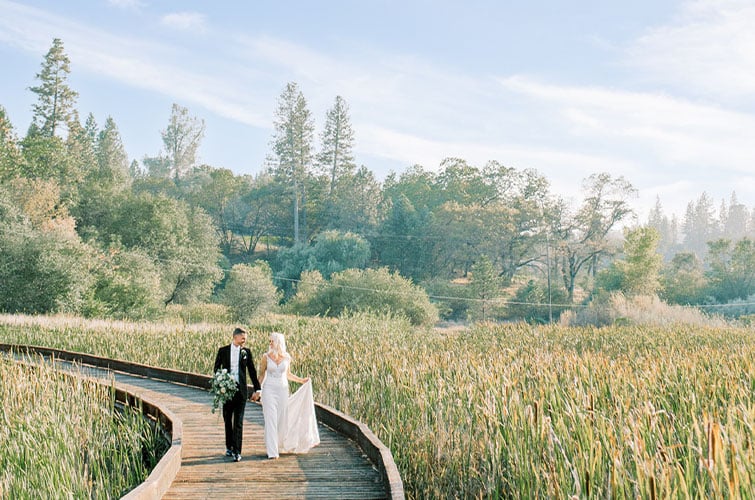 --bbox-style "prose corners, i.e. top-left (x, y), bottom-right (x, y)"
top-left (258, 332), bottom-right (320, 459)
